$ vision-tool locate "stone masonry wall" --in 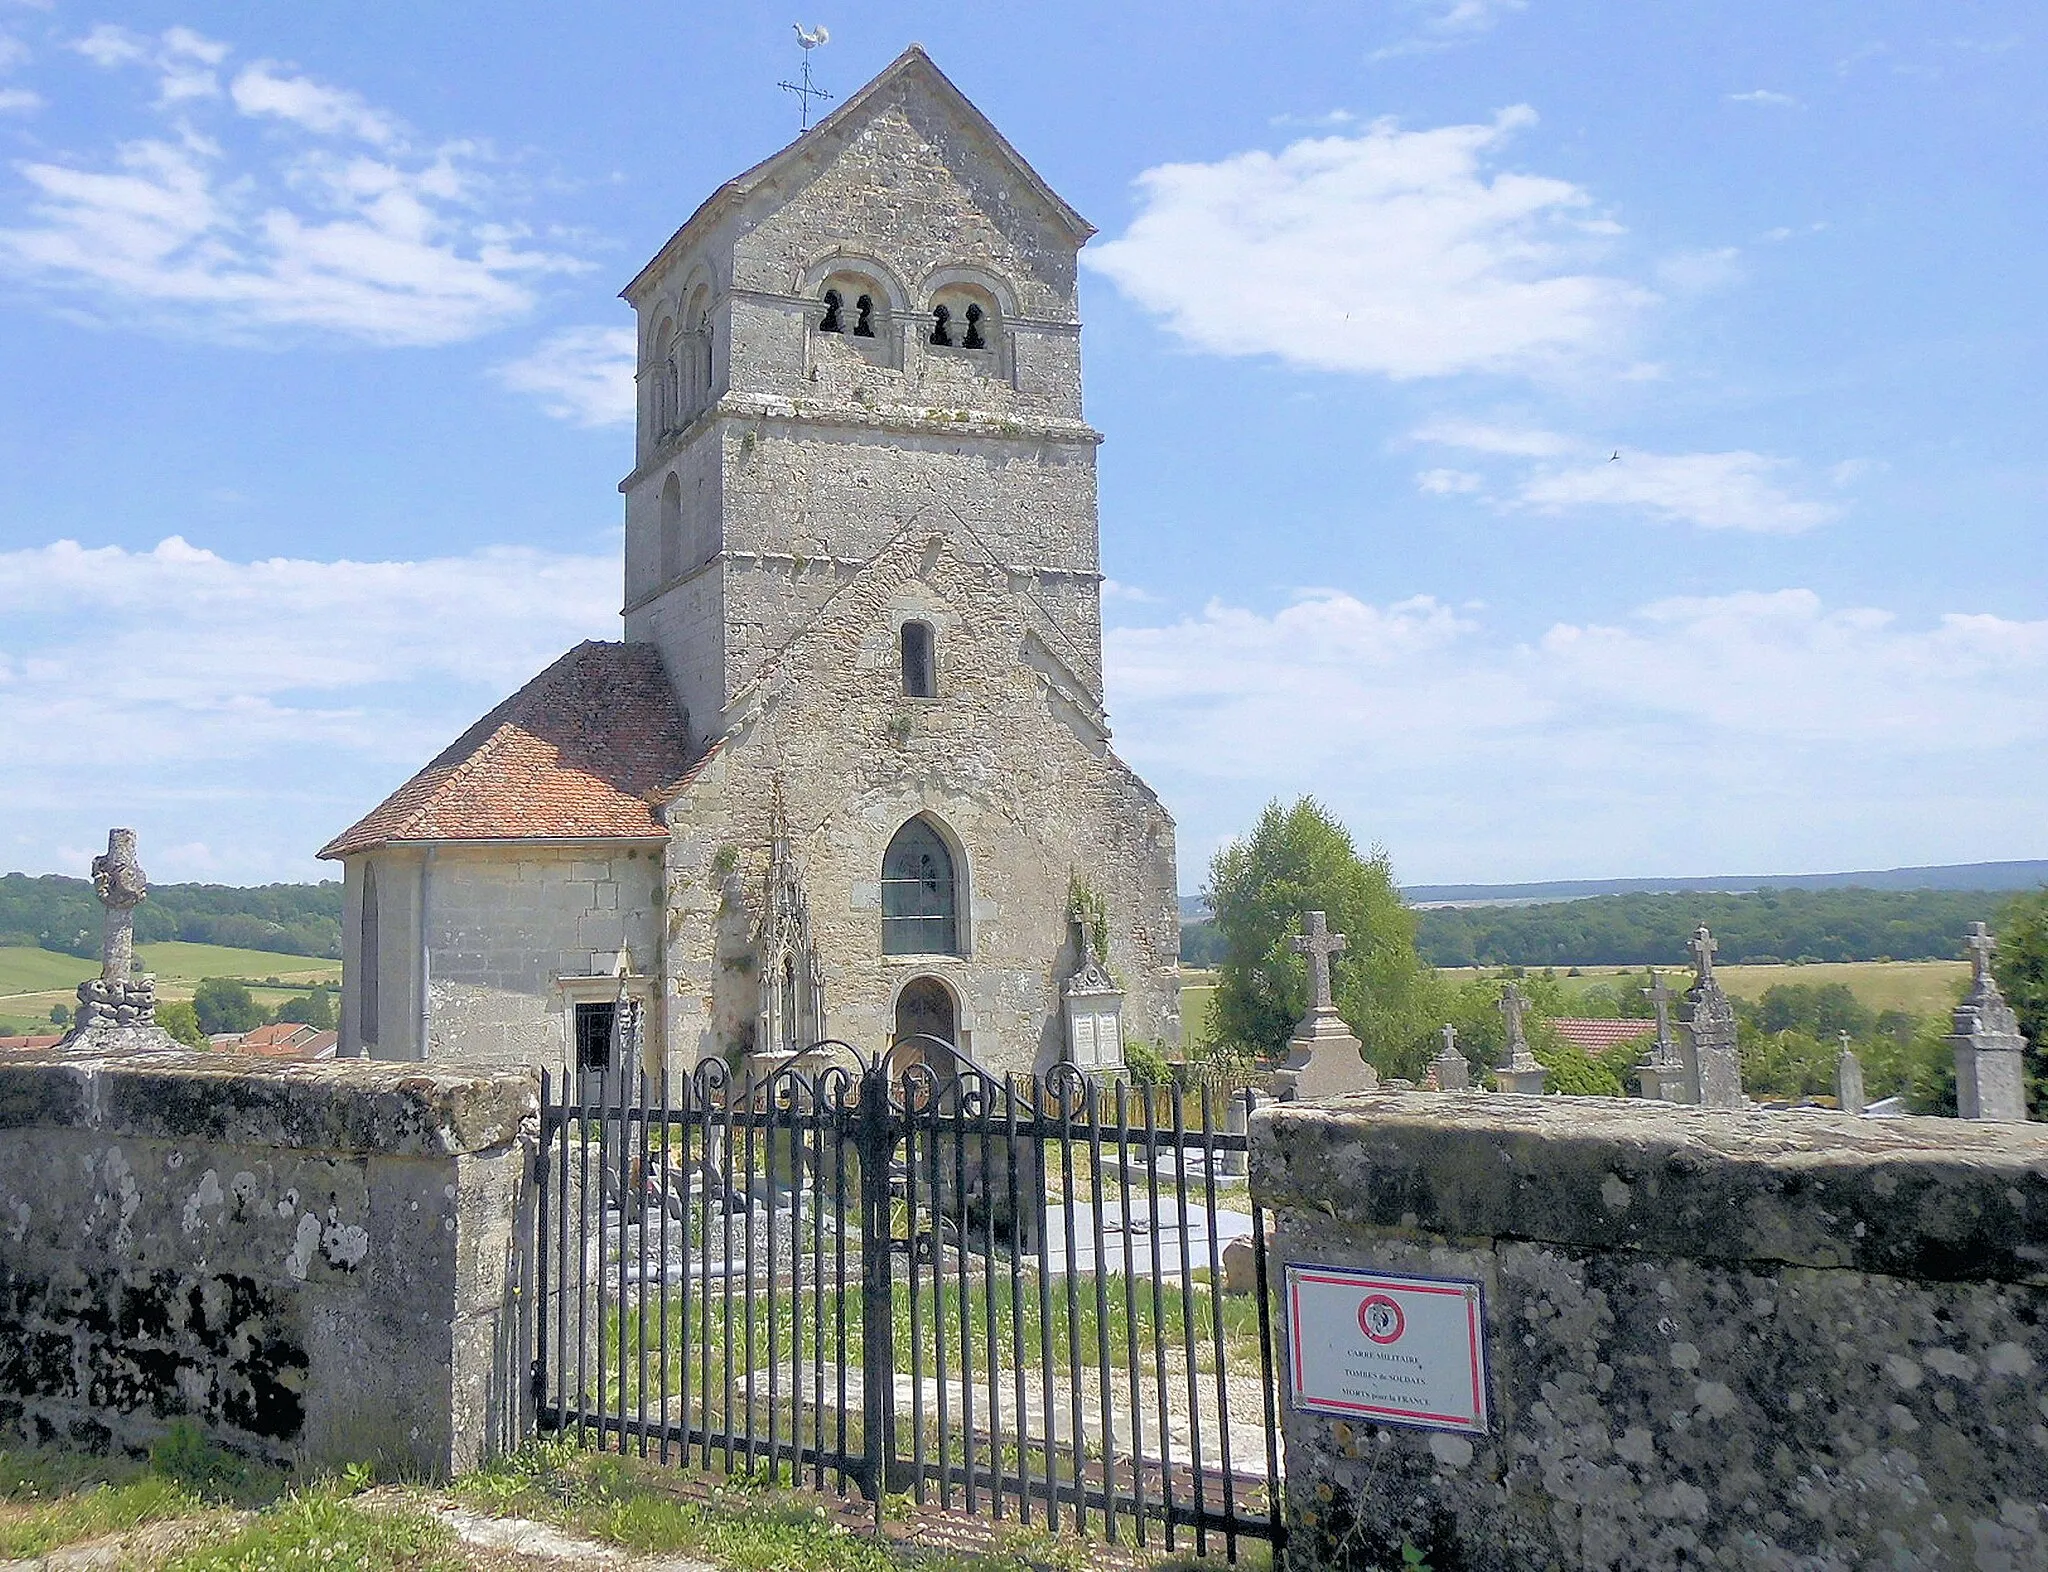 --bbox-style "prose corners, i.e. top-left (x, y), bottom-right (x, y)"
top-left (1252, 1093), bottom-right (2048, 1571)
top-left (660, 522), bottom-right (1179, 1075)
top-left (341, 845), bottom-right (664, 1071)
top-left (0, 1046), bottom-right (536, 1479)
